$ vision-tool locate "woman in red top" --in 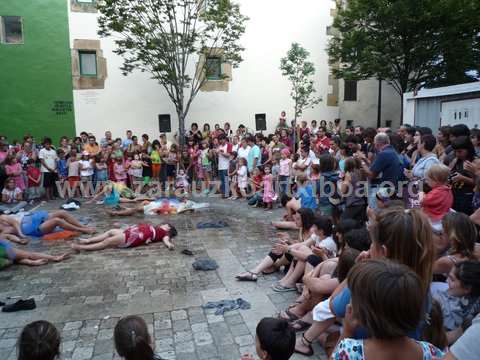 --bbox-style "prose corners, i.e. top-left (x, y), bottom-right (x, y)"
top-left (71, 223), bottom-right (177, 251)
